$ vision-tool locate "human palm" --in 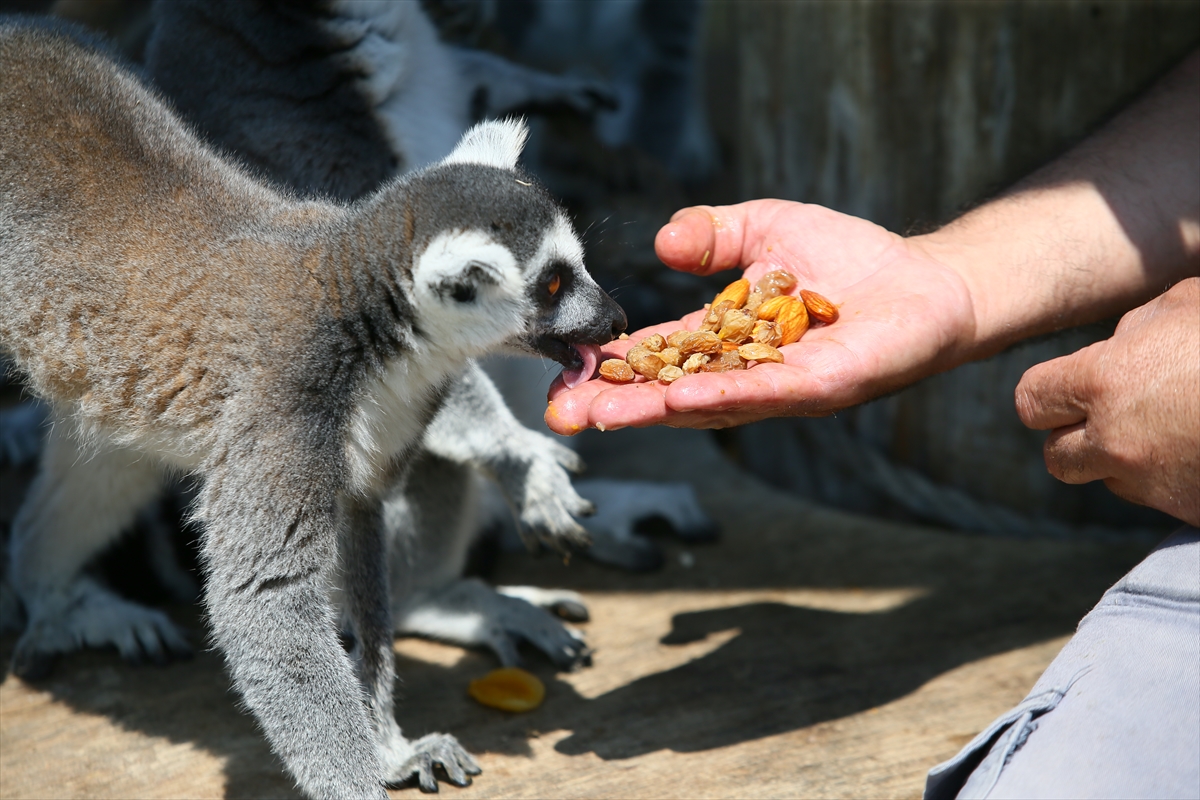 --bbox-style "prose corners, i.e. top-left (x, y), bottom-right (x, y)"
top-left (545, 200), bottom-right (979, 433)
